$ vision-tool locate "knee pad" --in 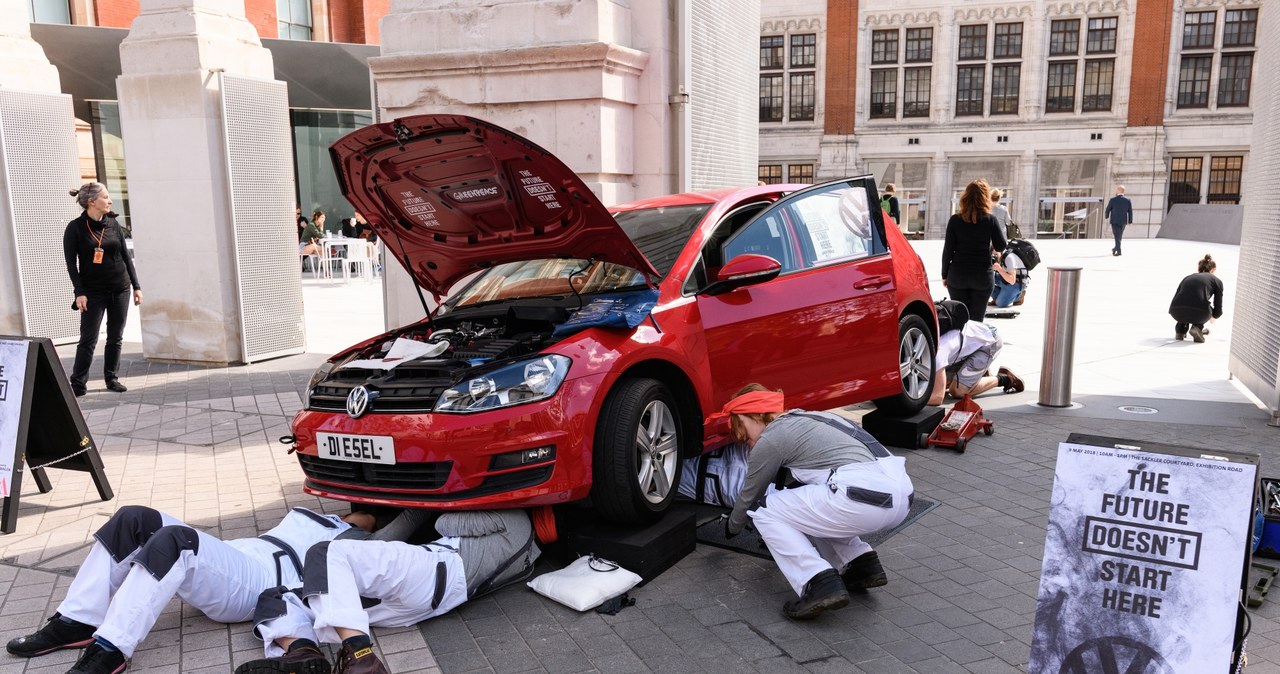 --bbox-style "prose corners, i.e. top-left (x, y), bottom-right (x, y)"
top-left (95, 506), bottom-right (163, 562)
top-left (133, 525), bottom-right (200, 580)
top-left (301, 541), bottom-right (334, 597)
